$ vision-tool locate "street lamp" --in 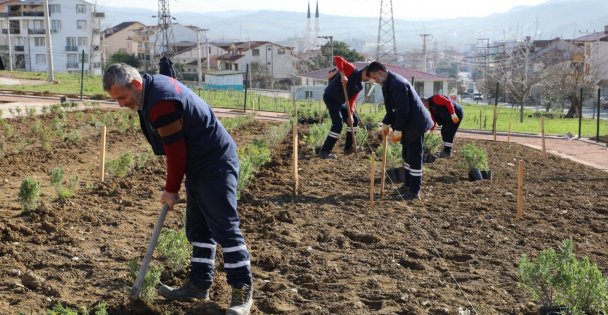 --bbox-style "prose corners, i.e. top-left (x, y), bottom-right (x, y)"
top-left (318, 35), bottom-right (333, 63)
